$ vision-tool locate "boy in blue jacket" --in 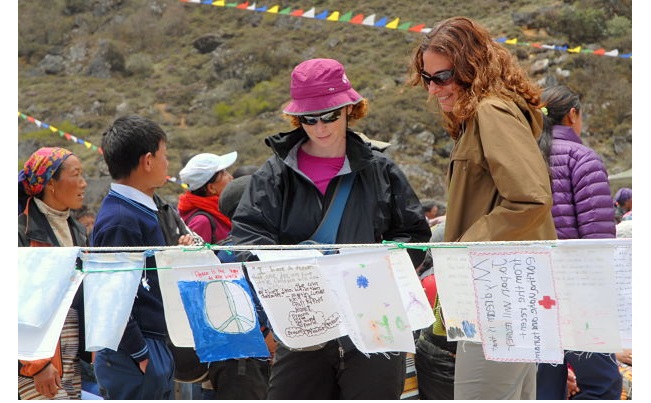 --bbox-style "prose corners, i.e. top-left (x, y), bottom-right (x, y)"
top-left (91, 115), bottom-right (180, 399)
